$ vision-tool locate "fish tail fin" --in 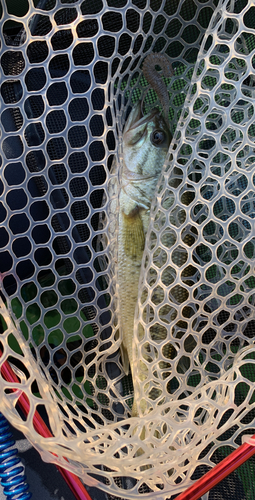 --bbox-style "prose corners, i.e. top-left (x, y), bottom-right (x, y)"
top-left (120, 343), bottom-right (130, 375)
